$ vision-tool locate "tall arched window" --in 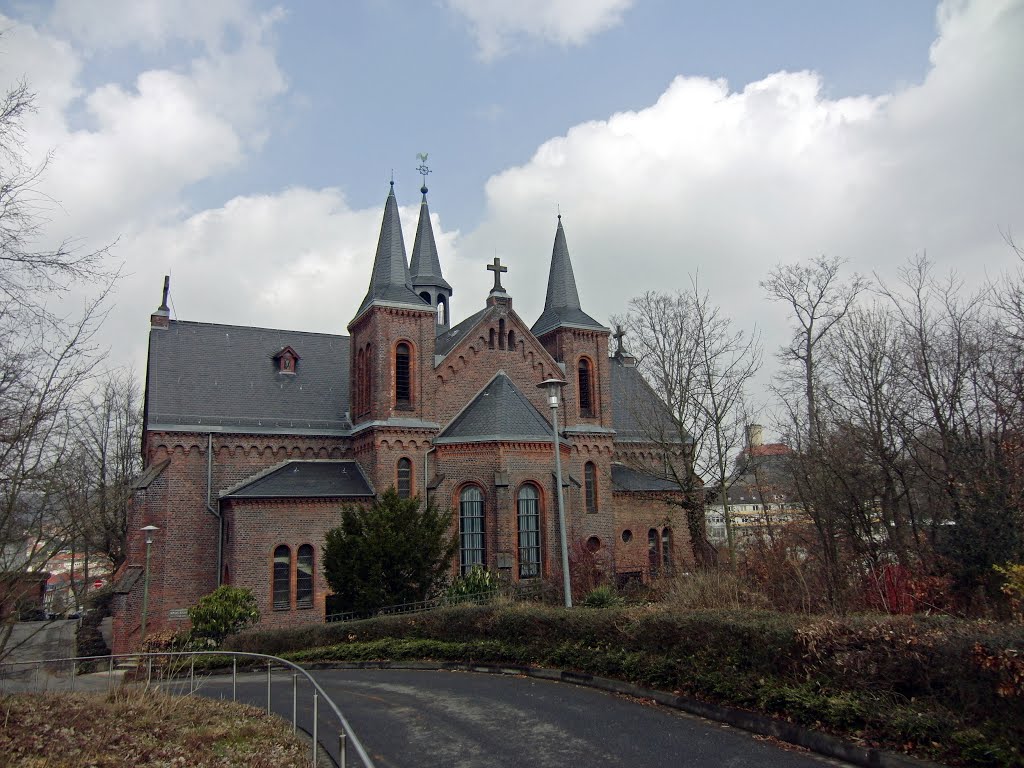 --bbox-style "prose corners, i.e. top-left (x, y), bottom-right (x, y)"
top-left (662, 528), bottom-right (673, 572)
top-left (459, 486), bottom-right (485, 575)
top-left (517, 484), bottom-right (541, 579)
top-left (584, 462), bottom-right (598, 514)
top-left (578, 358), bottom-right (594, 417)
top-left (395, 342), bottom-right (411, 406)
top-left (355, 348), bottom-right (365, 414)
top-left (397, 457), bottom-right (413, 499)
top-left (647, 529), bottom-right (660, 576)
top-left (438, 296), bottom-right (447, 326)
top-left (273, 545), bottom-right (291, 610)
top-left (364, 343), bottom-right (372, 414)
top-left (498, 319), bottom-right (506, 349)
top-left (296, 544), bottom-right (314, 609)
top-left (488, 328), bottom-right (496, 349)
top-left (507, 329), bottom-right (515, 350)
